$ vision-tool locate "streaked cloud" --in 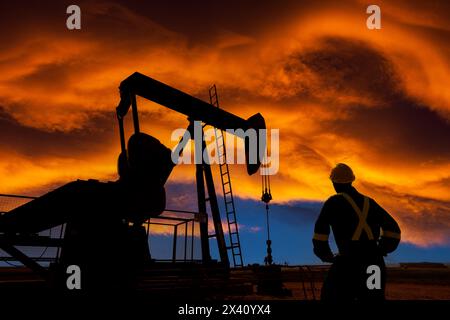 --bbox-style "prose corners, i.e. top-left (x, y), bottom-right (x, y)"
top-left (0, 0), bottom-right (448, 247)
